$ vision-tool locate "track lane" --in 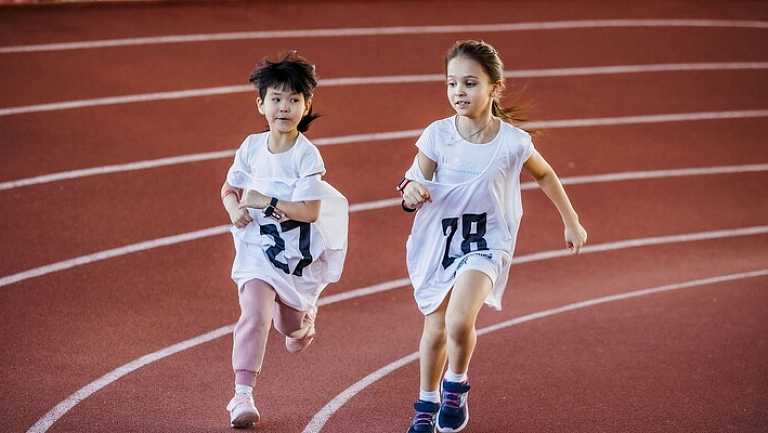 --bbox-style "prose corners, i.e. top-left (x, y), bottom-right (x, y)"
top-left (2, 175), bottom-right (767, 429)
top-left (2, 0), bottom-right (767, 48)
top-left (321, 273), bottom-right (768, 433)
top-left (1, 2), bottom-right (767, 432)
top-left (30, 237), bottom-right (768, 433)
top-left (1, 130), bottom-right (766, 277)
top-left (3, 25), bottom-right (768, 107)
top-left (1, 69), bottom-right (767, 181)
